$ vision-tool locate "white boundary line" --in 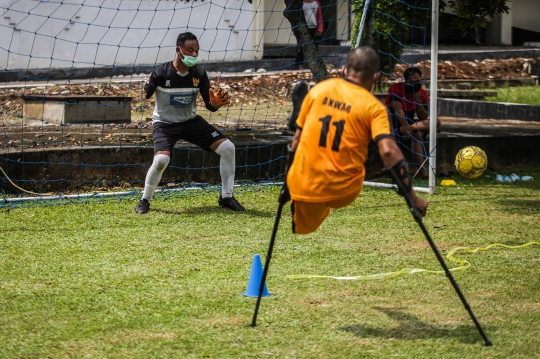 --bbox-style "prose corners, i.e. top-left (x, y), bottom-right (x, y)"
top-left (0, 183), bottom-right (277, 204)
top-left (364, 181), bottom-right (431, 193)
top-left (1, 180), bottom-right (431, 204)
